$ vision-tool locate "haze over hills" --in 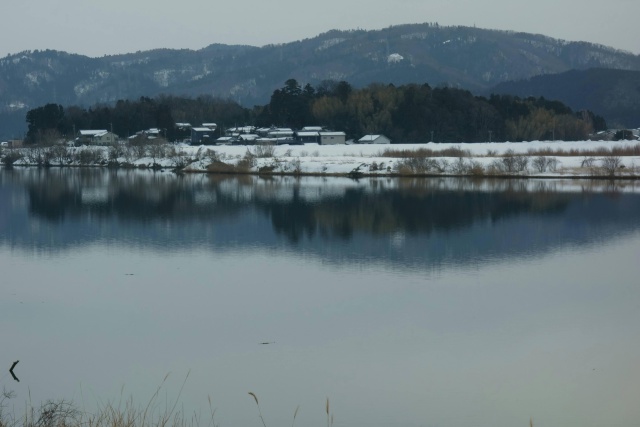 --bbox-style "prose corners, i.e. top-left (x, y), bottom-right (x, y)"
top-left (1, 22), bottom-right (640, 138)
top-left (489, 68), bottom-right (640, 128)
